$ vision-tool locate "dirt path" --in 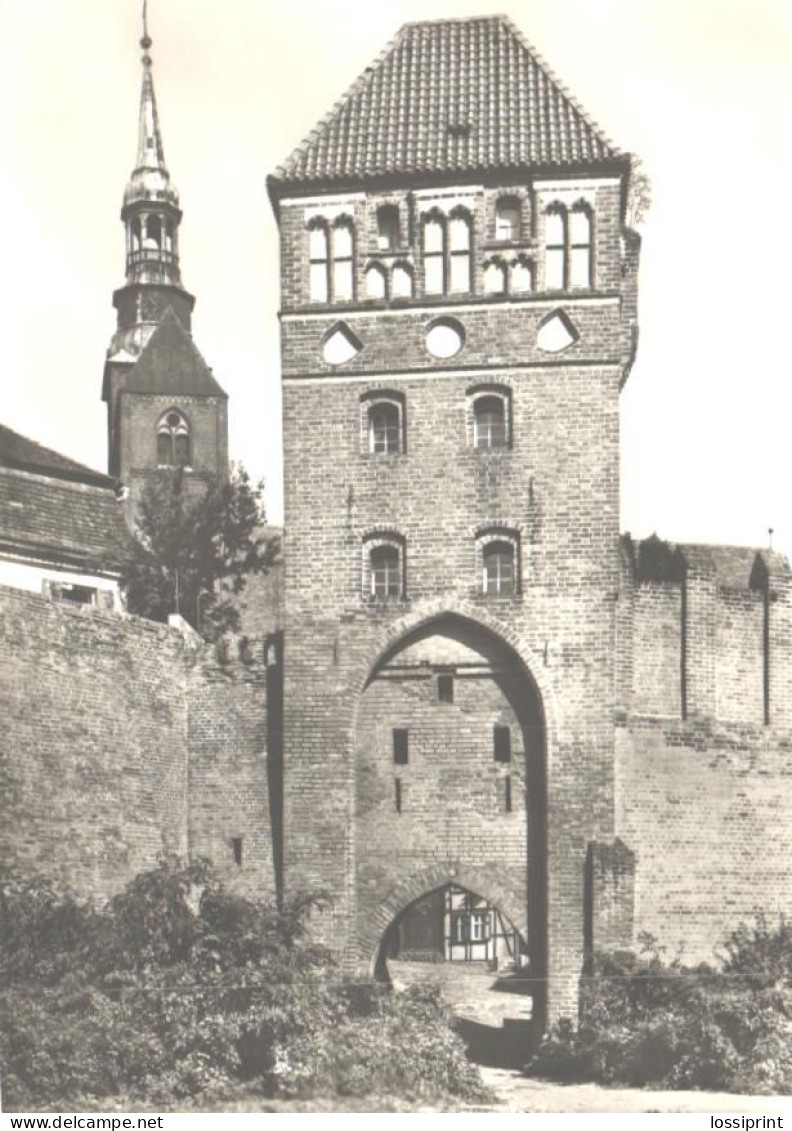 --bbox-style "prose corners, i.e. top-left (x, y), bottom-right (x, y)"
top-left (390, 961), bottom-right (791, 1114)
top-left (476, 1068), bottom-right (790, 1113)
